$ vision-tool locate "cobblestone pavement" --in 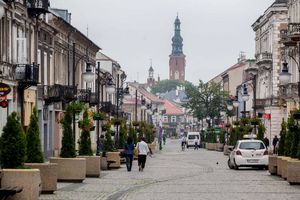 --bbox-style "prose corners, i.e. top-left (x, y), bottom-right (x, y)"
top-left (40, 139), bottom-right (300, 200)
